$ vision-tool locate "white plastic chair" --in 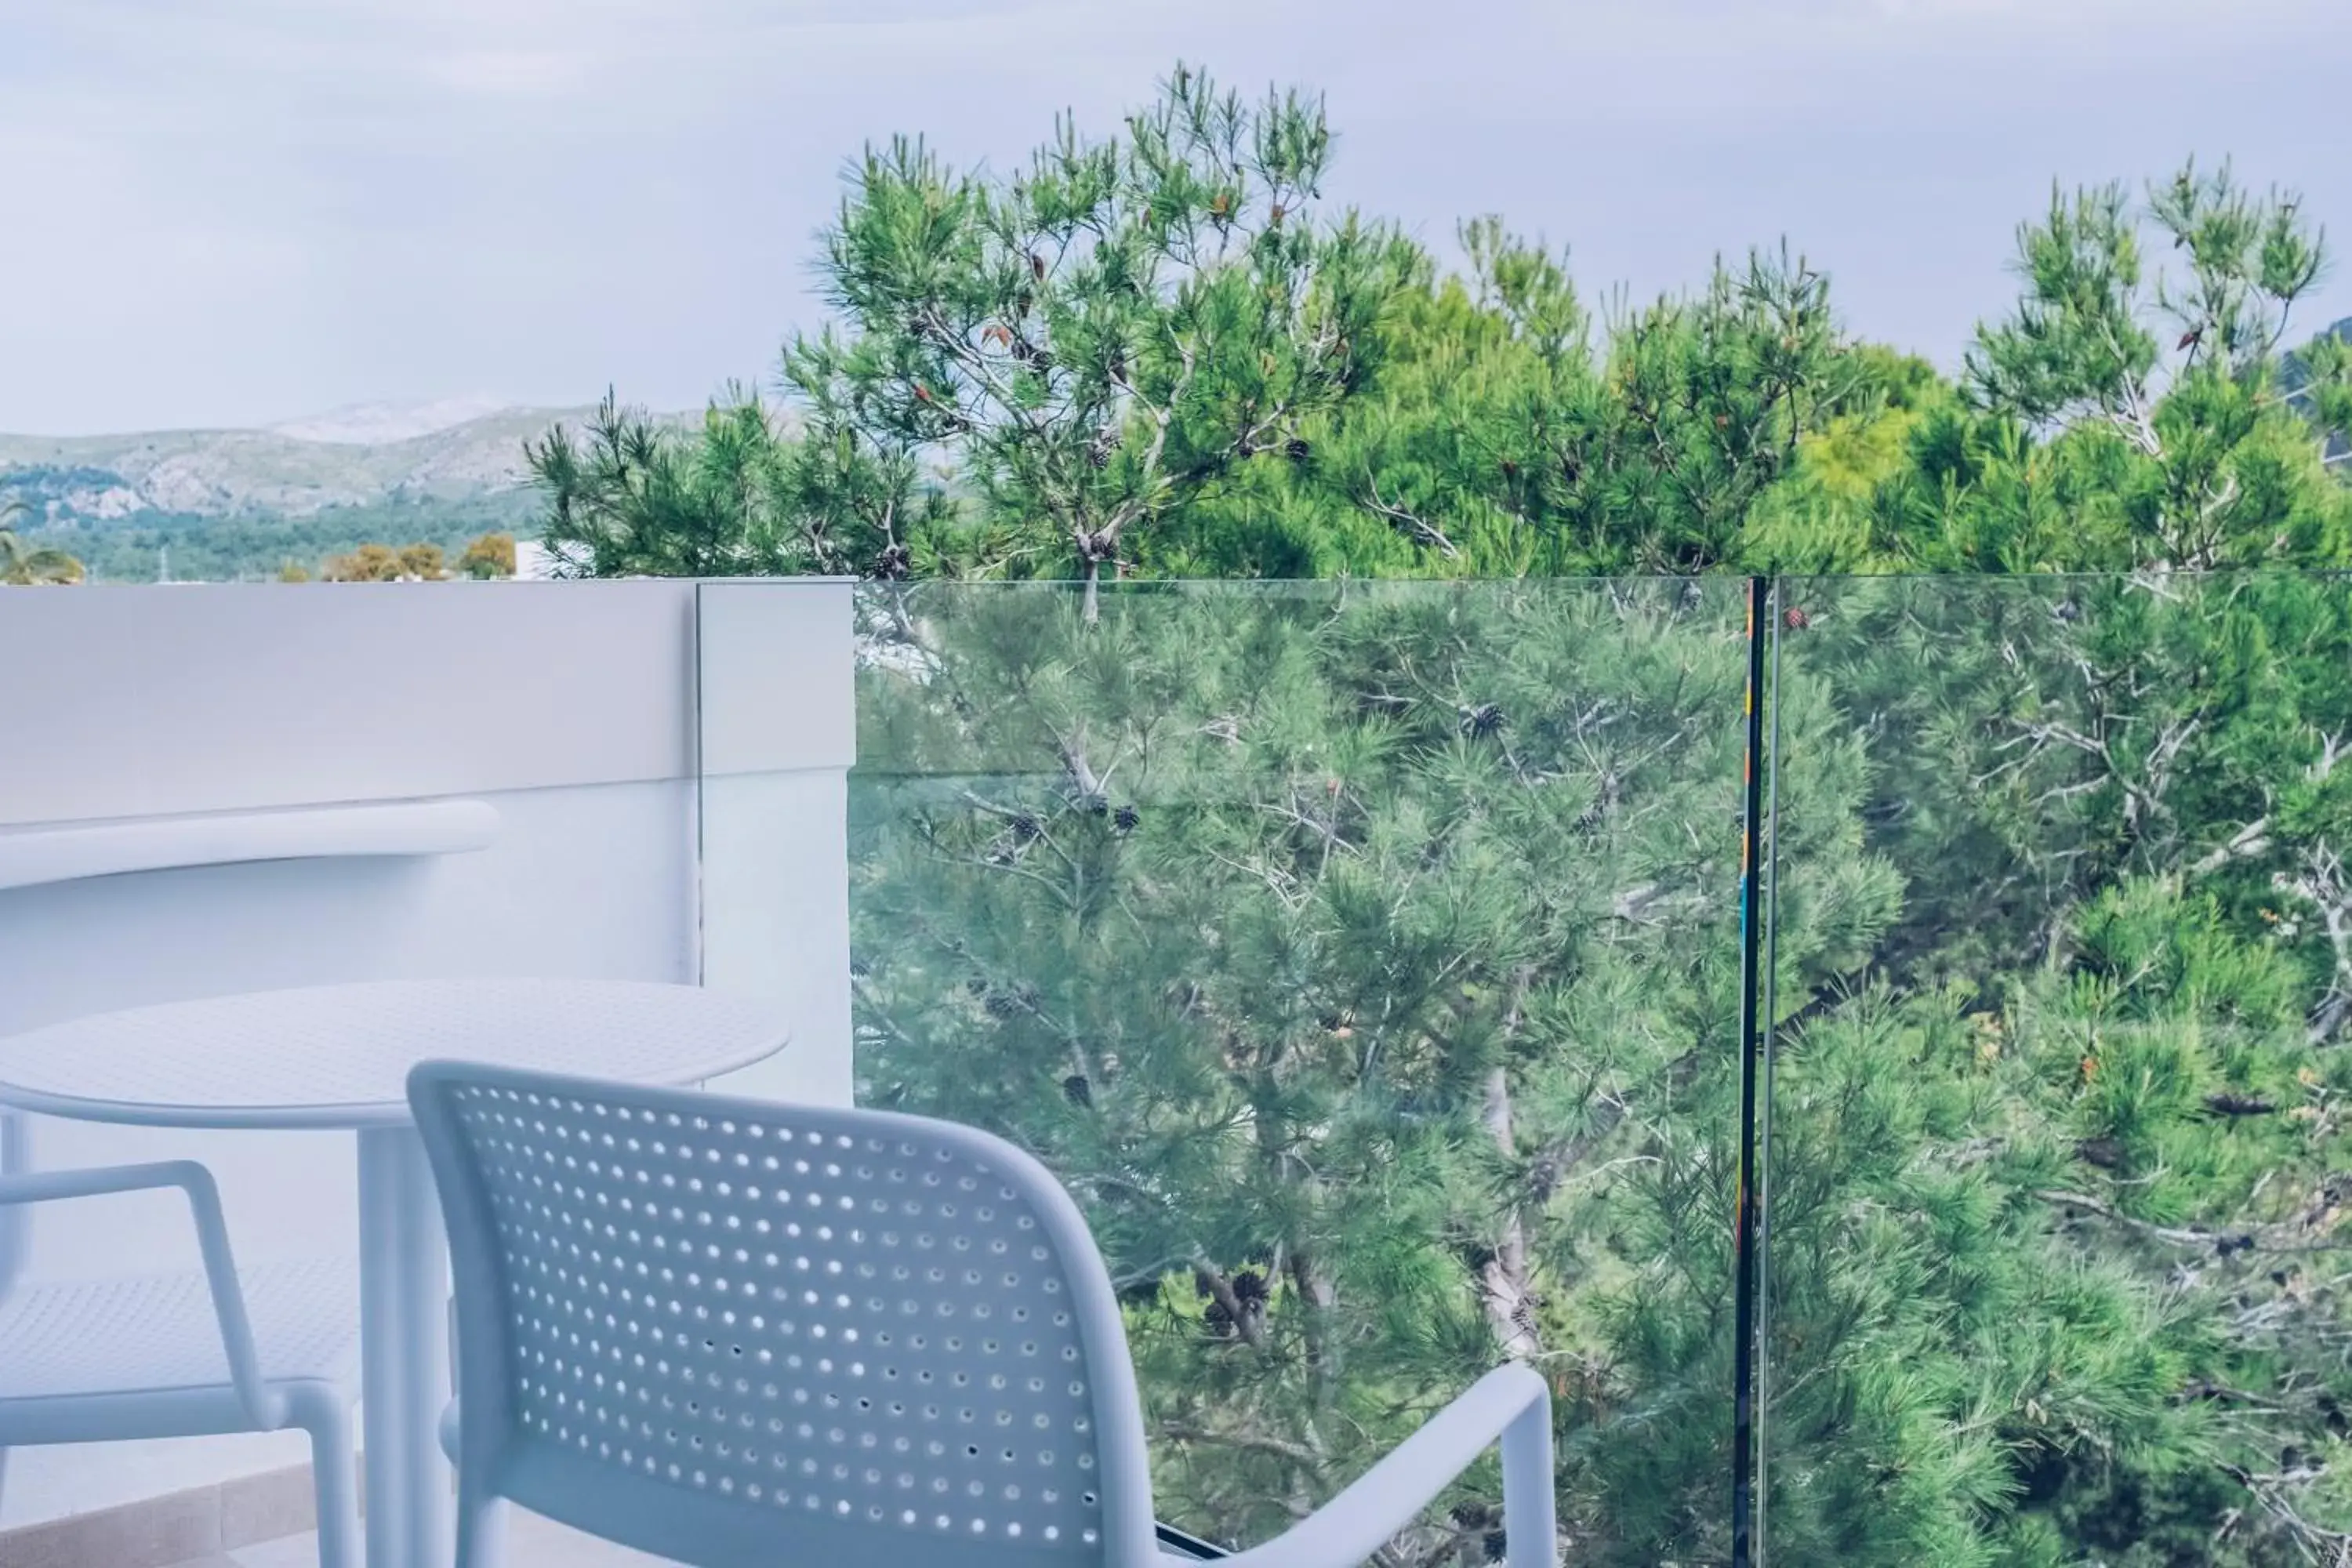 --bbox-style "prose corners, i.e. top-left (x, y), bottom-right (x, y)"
top-left (408, 1061), bottom-right (1558, 1568)
top-left (0, 1111), bottom-right (363, 1568)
